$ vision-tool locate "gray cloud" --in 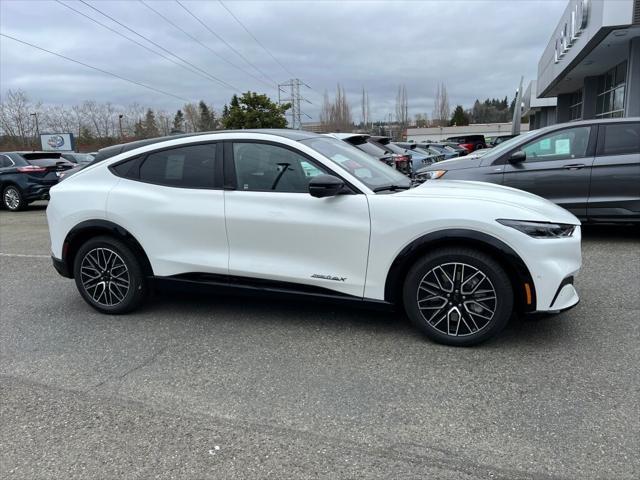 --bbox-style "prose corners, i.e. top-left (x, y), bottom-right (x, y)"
top-left (0, 0), bottom-right (567, 121)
